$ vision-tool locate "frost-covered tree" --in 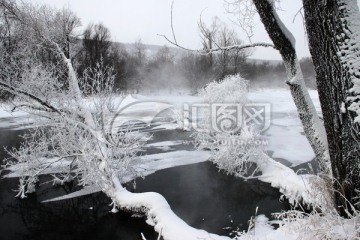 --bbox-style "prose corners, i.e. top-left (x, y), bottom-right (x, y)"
top-left (302, 0), bottom-right (360, 213)
top-left (0, 0), bottom-right (143, 201)
top-left (0, 0), bottom-right (80, 58)
top-left (0, 0), bottom-right (81, 91)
